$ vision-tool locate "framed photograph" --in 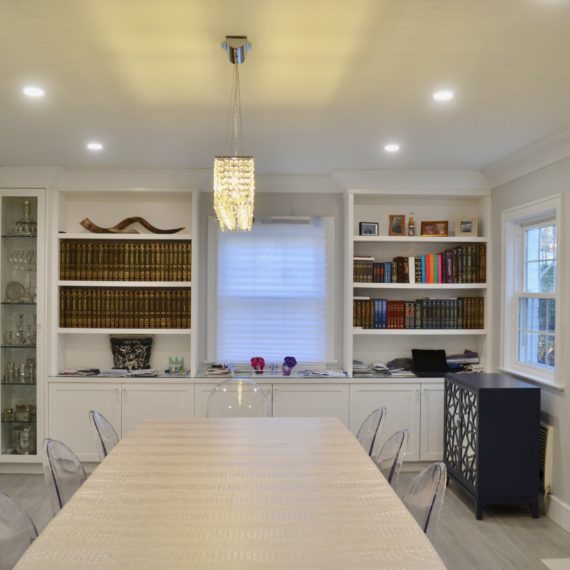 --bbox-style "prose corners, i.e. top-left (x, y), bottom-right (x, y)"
top-left (421, 220), bottom-right (449, 237)
top-left (359, 221), bottom-right (379, 236)
top-left (456, 217), bottom-right (478, 237)
top-left (388, 215), bottom-right (406, 236)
